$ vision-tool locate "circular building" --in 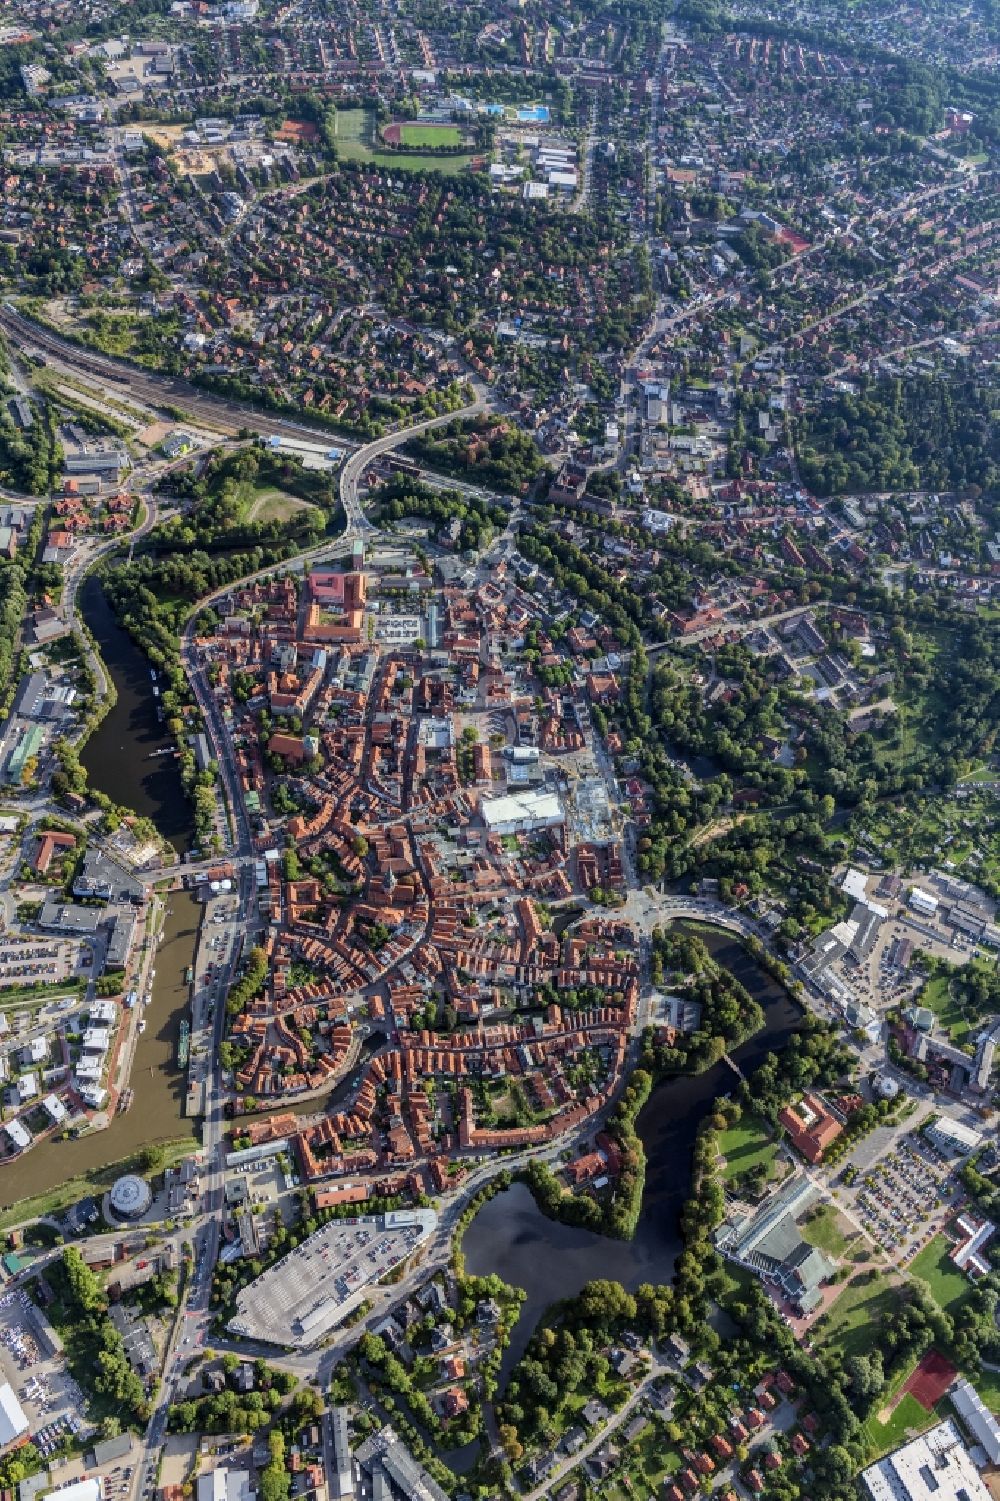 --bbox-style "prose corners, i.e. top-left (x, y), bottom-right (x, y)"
top-left (108, 1173), bottom-right (152, 1220)
top-left (874, 1073), bottom-right (900, 1102)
